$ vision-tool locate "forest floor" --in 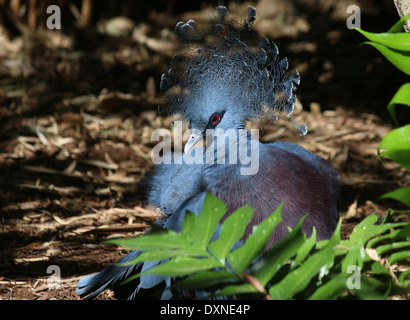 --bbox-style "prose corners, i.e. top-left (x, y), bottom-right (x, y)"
top-left (0, 0), bottom-right (409, 300)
